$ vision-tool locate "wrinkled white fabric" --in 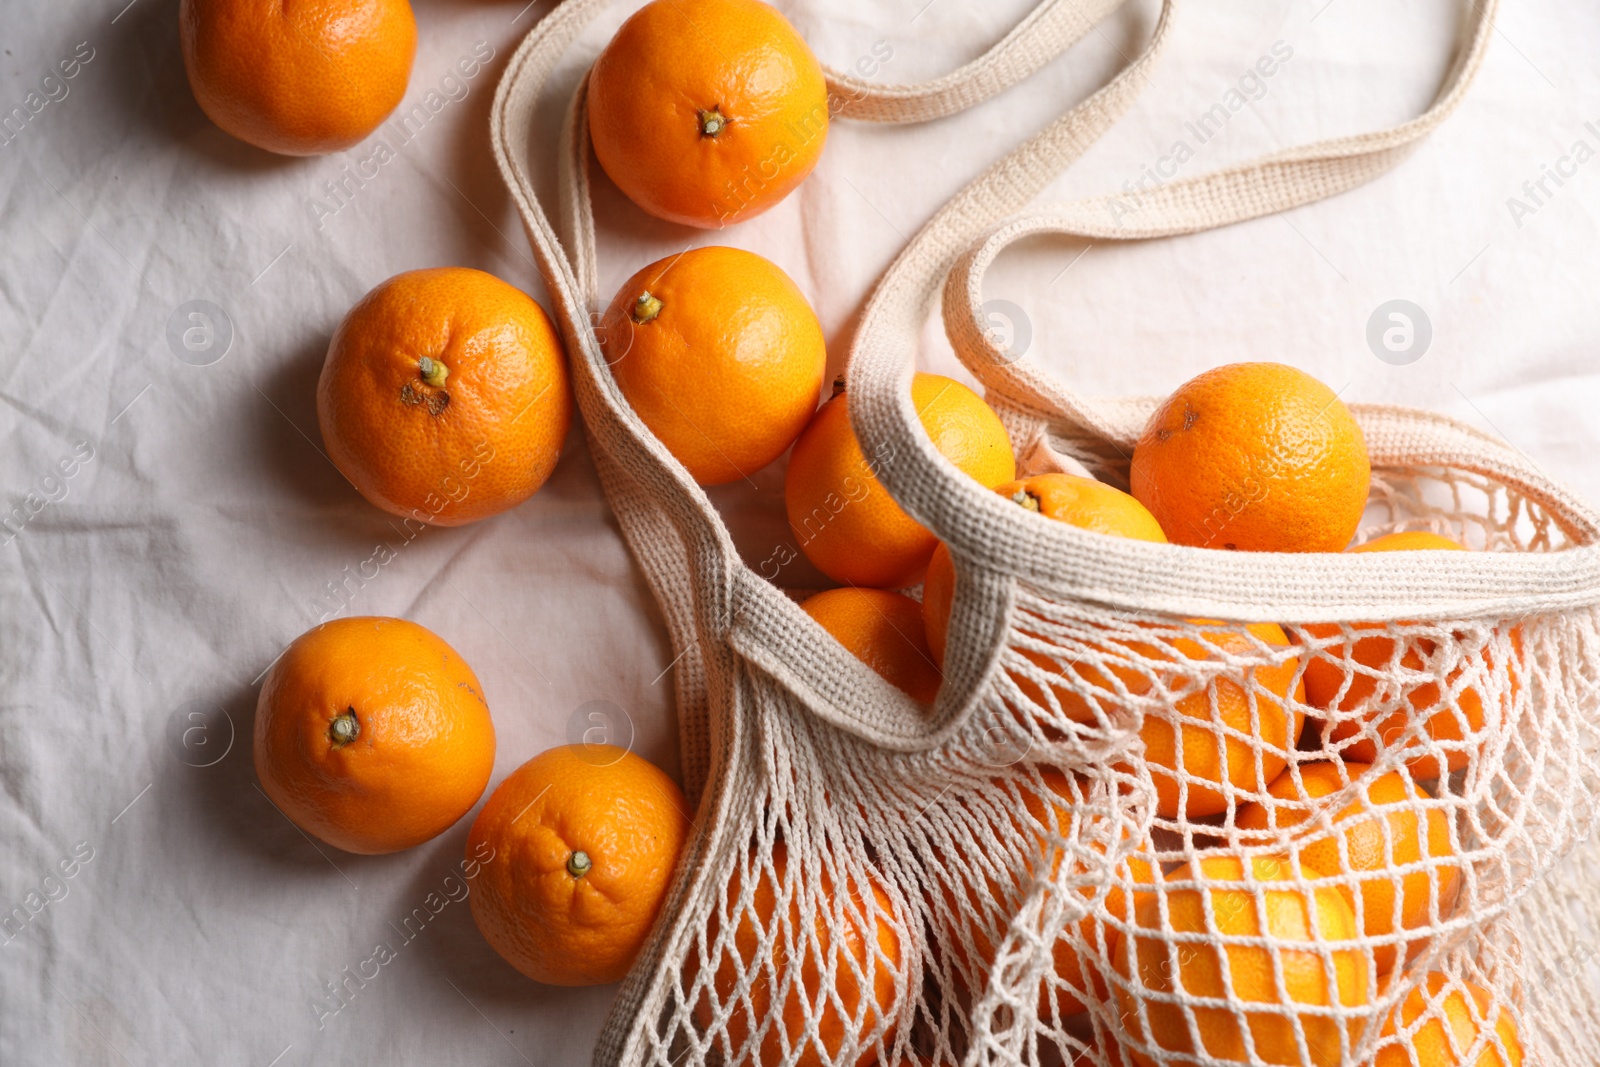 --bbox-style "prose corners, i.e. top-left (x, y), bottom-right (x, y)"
top-left (2, 0), bottom-right (1598, 1064)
